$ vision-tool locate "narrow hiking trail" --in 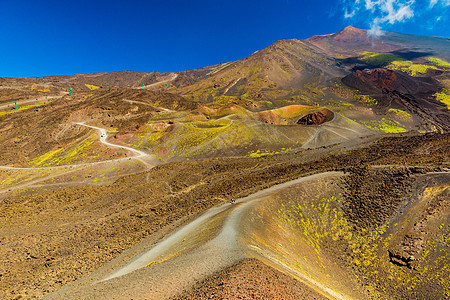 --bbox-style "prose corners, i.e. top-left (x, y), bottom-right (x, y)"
top-left (75, 123), bottom-right (147, 157)
top-left (121, 99), bottom-right (175, 112)
top-left (48, 172), bottom-right (345, 300)
top-left (0, 123), bottom-right (153, 171)
top-left (142, 73), bottom-right (178, 89)
top-left (0, 123), bottom-right (155, 194)
top-left (75, 122), bottom-right (153, 168)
